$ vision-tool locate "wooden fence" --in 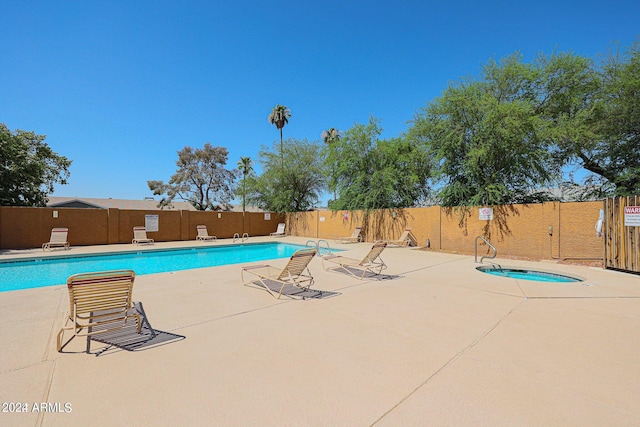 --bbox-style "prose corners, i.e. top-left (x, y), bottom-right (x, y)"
top-left (604, 195), bottom-right (640, 273)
